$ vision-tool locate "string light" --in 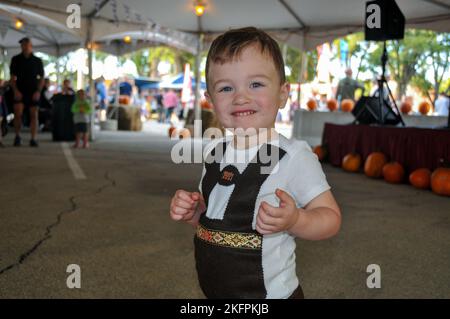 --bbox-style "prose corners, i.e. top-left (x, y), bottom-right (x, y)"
top-left (194, 0), bottom-right (206, 16)
top-left (15, 19), bottom-right (24, 29)
top-left (123, 35), bottom-right (132, 43)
